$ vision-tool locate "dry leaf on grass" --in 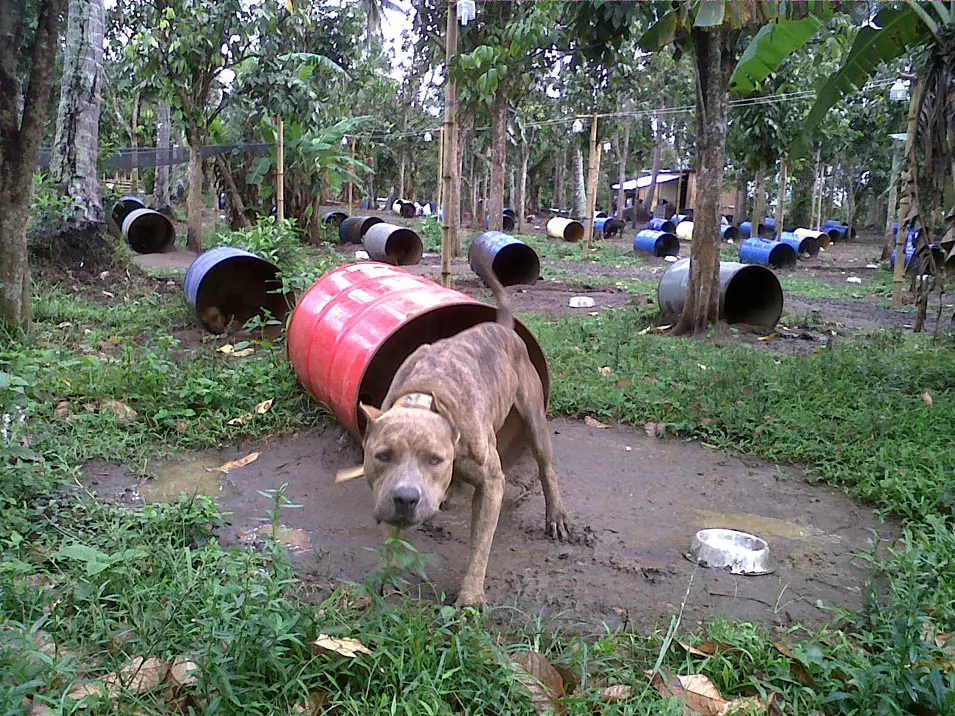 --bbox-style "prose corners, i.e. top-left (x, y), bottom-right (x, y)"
top-left (255, 399), bottom-right (273, 414)
top-left (511, 650), bottom-right (566, 714)
top-left (105, 656), bottom-right (168, 694)
top-left (923, 391), bottom-right (934, 406)
top-left (312, 635), bottom-right (372, 658)
top-left (208, 452), bottom-right (260, 473)
top-left (232, 348), bottom-right (255, 357)
top-left (718, 696), bottom-right (769, 715)
top-left (598, 366), bottom-right (614, 378)
top-left (168, 657), bottom-right (200, 687)
top-left (23, 699), bottom-right (56, 715)
top-left (677, 641), bottom-right (742, 658)
top-left (56, 321), bottom-right (73, 328)
top-left (771, 642), bottom-right (815, 686)
top-left (291, 690), bottom-right (331, 715)
top-left (217, 344), bottom-right (235, 354)
top-left (335, 465), bottom-right (365, 483)
top-left (54, 401), bottom-right (71, 418)
top-left (597, 684), bottom-right (632, 703)
top-left (646, 669), bottom-right (726, 715)
top-left (100, 400), bottom-right (137, 424)
top-left (643, 421), bottom-right (665, 438)
top-left (584, 416), bottom-right (610, 430)
top-left (921, 621), bottom-right (954, 652)
top-left (67, 682), bottom-right (111, 701)
top-left (102, 290), bottom-right (115, 298)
